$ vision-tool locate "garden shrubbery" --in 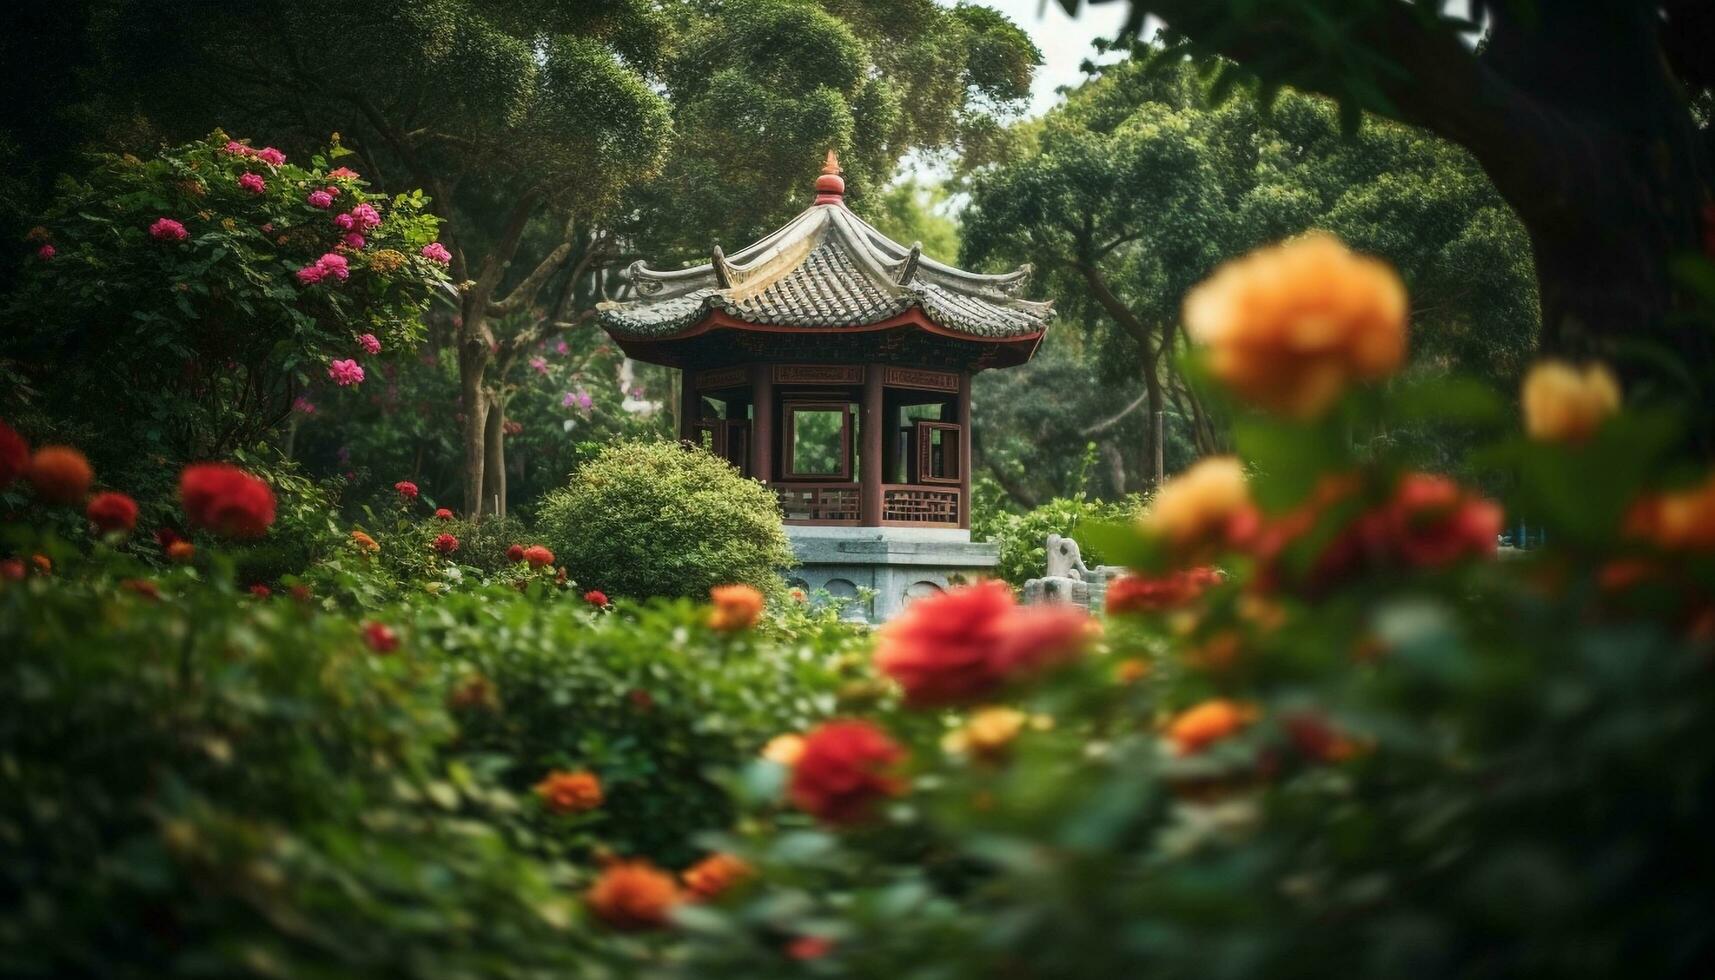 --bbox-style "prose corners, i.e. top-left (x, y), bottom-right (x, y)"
top-left (535, 440), bottom-right (796, 600)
